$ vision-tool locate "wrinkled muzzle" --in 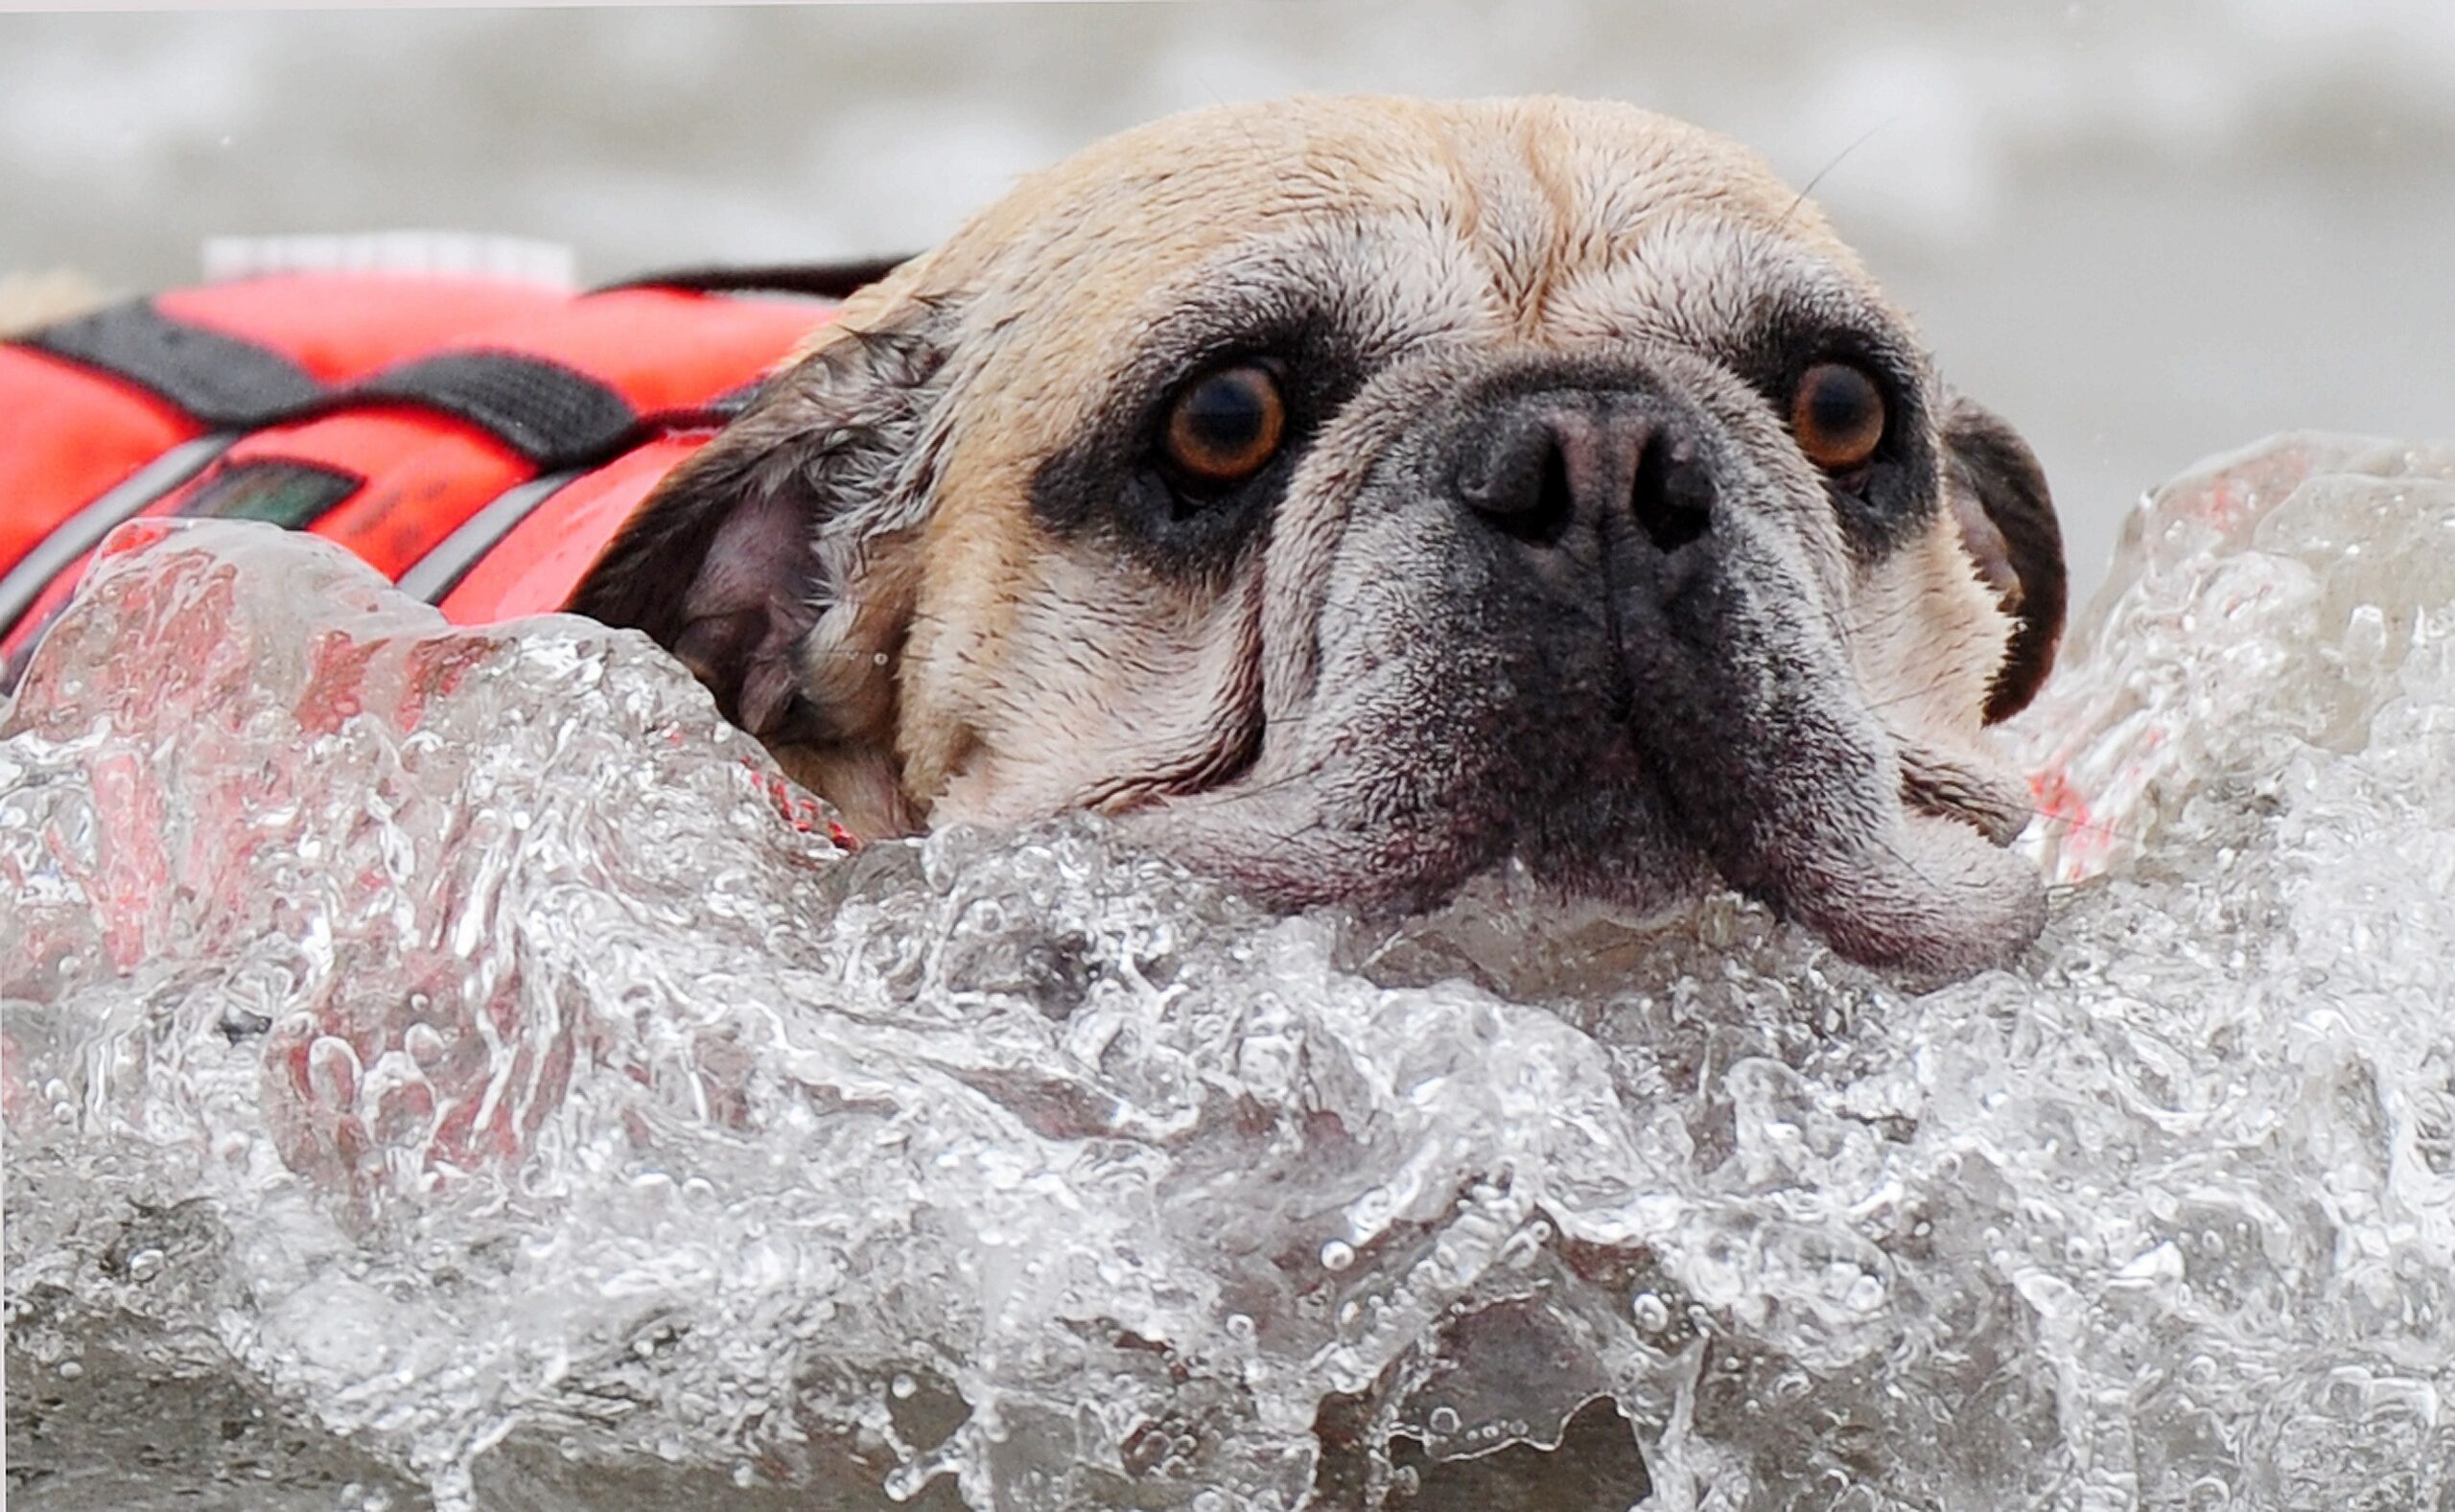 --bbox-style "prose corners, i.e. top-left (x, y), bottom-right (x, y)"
top-left (1131, 354), bottom-right (2046, 989)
